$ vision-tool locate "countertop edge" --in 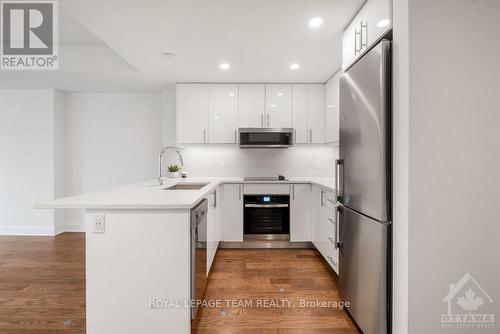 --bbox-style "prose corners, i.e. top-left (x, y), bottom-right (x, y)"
top-left (36, 178), bottom-right (335, 210)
